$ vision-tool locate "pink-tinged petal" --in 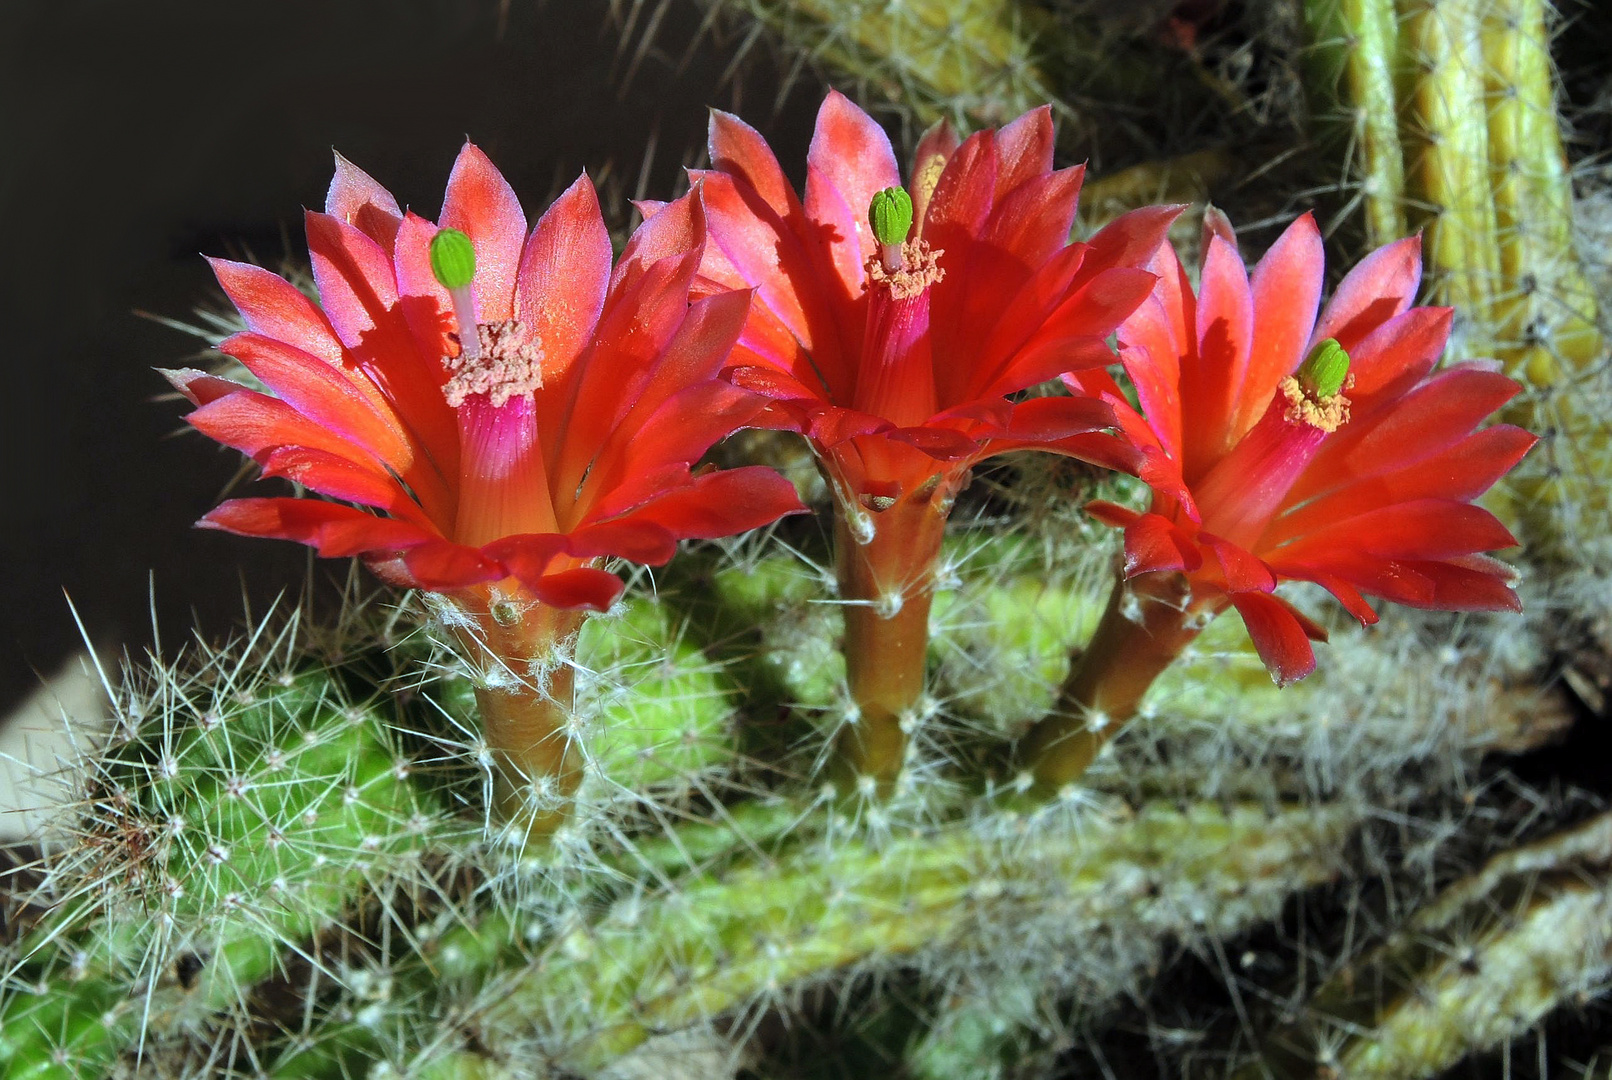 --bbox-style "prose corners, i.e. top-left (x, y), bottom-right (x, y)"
top-left (806, 90), bottom-right (902, 267)
top-left (611, 467), bottom-right (806, 540)
top-left (1180, 234), bottom-right (1254, 473)
top-left (304, 211), bottom-right (400, 350)
top-left (923, 129), bottom-right (996, 240)
top-left (802, 161), bottom-right (872, 335)
top-left (614, 187), bottom-right (703, 289)
top-left (970, 268), bottom-right (1155, 401)
top-left (996, 430), bottom-right (1144, 475)
top-left (1123, 512), bottom-right (1204, 576)
top-left (1272, 499), bottom-right (1518, 564)
top-left (402, 542), bottom-right (506, 590)
top-left (1274, 425), bottom-right (1536, 540)
top-left (883, 426), bottom-right (979, 460)
top-left (200, 498), bottom-right (437, 559)
top-left (160, 367), bottom-right (243, 406)
top-left (1115, 329), bottom-right (1184, 465)
top-left (439, 141), bottom-right (527, 322)
top-left (566, 520), bottom-right (680, 565)
top-left (1082, 205), bottom-right (1189, 281)
top-left (910, 118), bottom-right (960, 229)
top-left (1306, 571), bottom-right (1379, 624)
top-left (1201, 533), bottom-right (1277, 593)
top-left (391, 210), bottom-right (456, 355)
top-left (188, 390), bottom-right (383, 469)
top-left (1398, 558), bottom-right (1522, 612)
top-left (1341, 306), bottom-right (1454, 402)
top-left (1311, 234), bottom-right (1422, 352)
top-left (530, 568), bottom-right (626, 612)
top-left (1236, 213), bottom-right (1324, 436)
top-left (209, 258), bottom-right (344, 366)
top-left (326, 151), bottom-right (402, 253)
top-left (454, 394), bottom-right (559, 546)
top-left (584, 379), bottom-right (768, 510)
top-left (479, 533), bottom-right (570, 582)
top-left (993, 106), bottom-right (1055, 199)
top-left (701, 173), bottom-right (848, 396)
top-left (1294, 367), bottom-right (1524, 505)
top-left (1230, 593), bottom-right (1318, 687)
top-left (709, 108), bottom-right (803, 221)
top-left (999, 395), bottom-right (1118, 442)
top-left (1086, 499), bottom-right (1142, 528)
top-left (932, 166), bottom-right (1087, 401)
top-left (258, 447), bottom-right (431, 528)
top-left (221, 332), bottom-right (414, 472)
top-left (724, 362), bottom-right (825, 409)
top-left (515, 172), bottom-right (612, 387)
